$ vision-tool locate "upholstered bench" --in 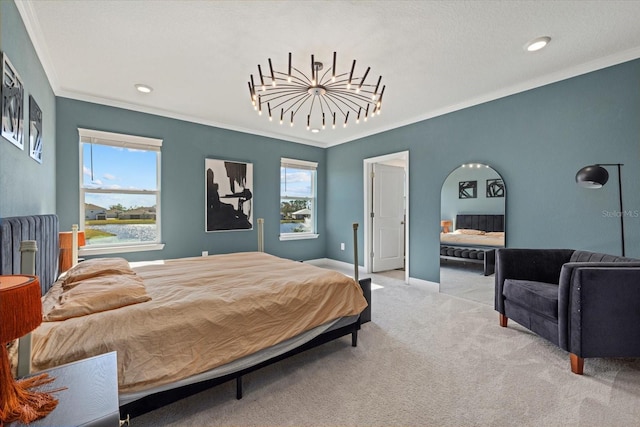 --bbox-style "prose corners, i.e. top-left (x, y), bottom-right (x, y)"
top-left (440, 245), bottom-right (495, 275)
